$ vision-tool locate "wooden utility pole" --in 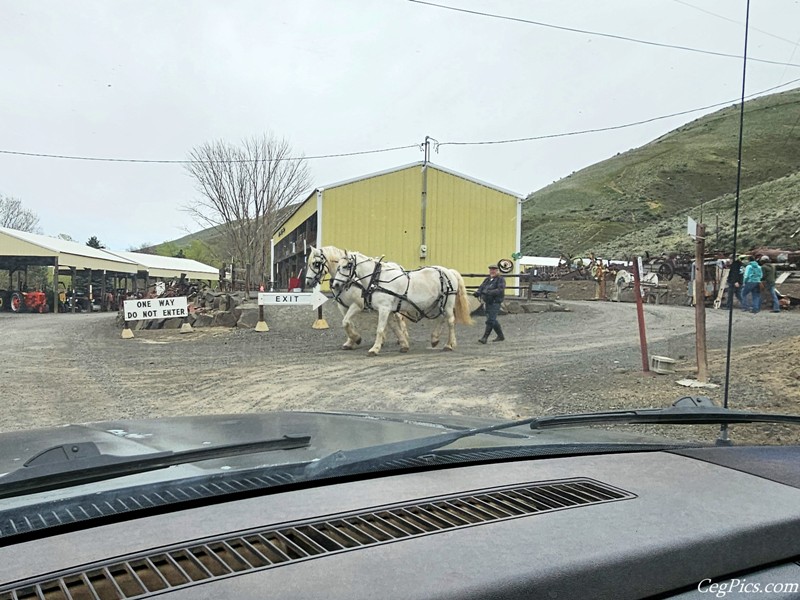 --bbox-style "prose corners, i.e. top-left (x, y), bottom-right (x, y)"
top-left (695, 223), bottom-right (708, 382)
